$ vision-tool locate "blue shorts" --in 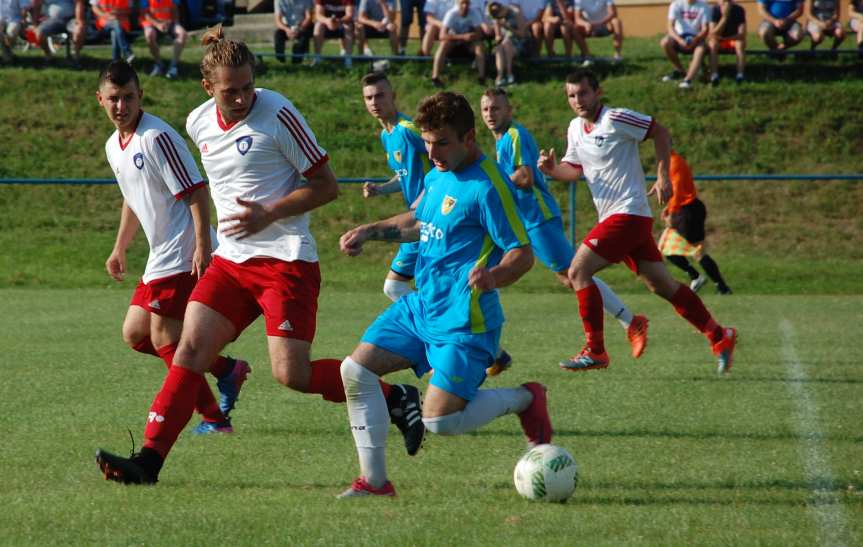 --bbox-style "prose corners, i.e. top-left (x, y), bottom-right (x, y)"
top-left (361, 295), bottom-right (500, 401)
top-left (528, 217), bottom-right (574, 274)
top-left (389, 241), bottom-right (419, 278)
